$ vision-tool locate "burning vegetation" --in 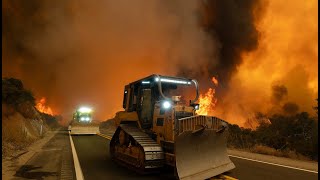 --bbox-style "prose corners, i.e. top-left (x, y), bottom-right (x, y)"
top-left (197, 88), bottom-right (216, 115)
top-left (191, 0), bottom-right (318, 127)
top-left (36, 97), bottom-right (53, 115)
top-left (197, 76), bottom-right (218, 116)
